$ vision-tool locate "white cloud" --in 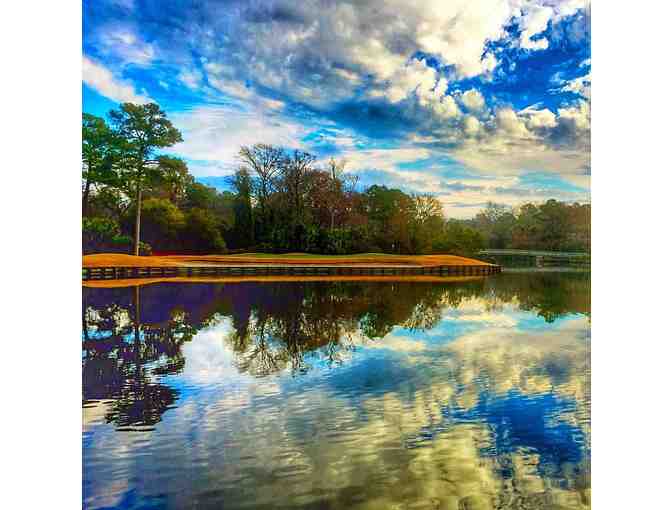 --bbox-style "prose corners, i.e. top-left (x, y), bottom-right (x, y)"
top-left (331, 141), bottom-right (587, 219)
top-left (382, 59), bottom-right (438, 104)
top-left (340, 147), bottom-right (432, 173)
top-left (83, 0), bottom-right (590, 210)
top-left (460, 89), bottom-right (486, 112)
top-left (208, 77), bottom-right (254, 100)
top-left (453, 135), bottom-right (588, 177)
top-left (433, 96), bottom-right (590, 183)
top-left (170, 104), bottom-right (309, 176)
top-left (368, 59), bottom-right (462, 123)
top-left (463, 115), bottom-right (482, 137)
top-left (519, 0), bottom-right (591, 51)
top-left (178, 68), bottom-right (203, 90)
top-left (519, 4), bottom-right (553, 50)
top-left (427, 95), bottom-right (590, 180)
top-left (367, 335), bottom-right (427, 353)
top-left (496, 108), bottom-right (533, 138)
top-left (520, 107), bottom-right (558, 129)
top-left (183, 0), bottom-right (588, 112)
top-left (557, 99), bottom-right (591, 132)
top-left (412, 0), bottom-right (509, 78)
top-left (558, 72), bottom-right (591, 98)
top-left (82, 55), bottom-right (151, 103)
top-left (97, 25), bottom-right (156, 65)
